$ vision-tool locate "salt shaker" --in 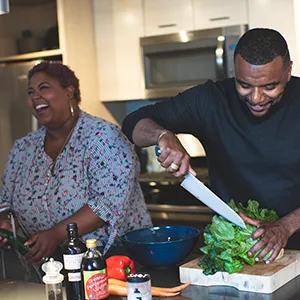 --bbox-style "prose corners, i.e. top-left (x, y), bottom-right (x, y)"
top-left (42, 258), bottom-right (65, 300)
